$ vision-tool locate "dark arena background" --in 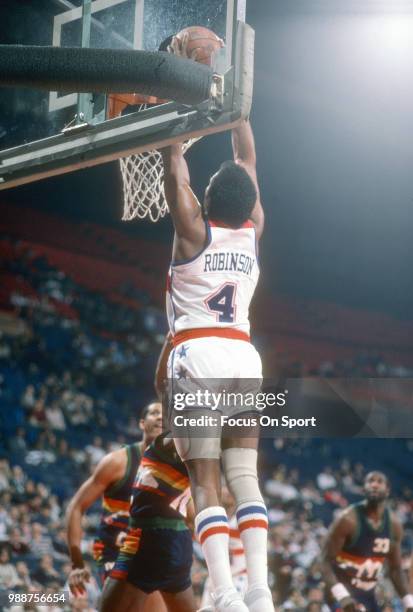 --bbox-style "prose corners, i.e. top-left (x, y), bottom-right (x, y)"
top-left (1, 1), bottom-right (413, 611)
